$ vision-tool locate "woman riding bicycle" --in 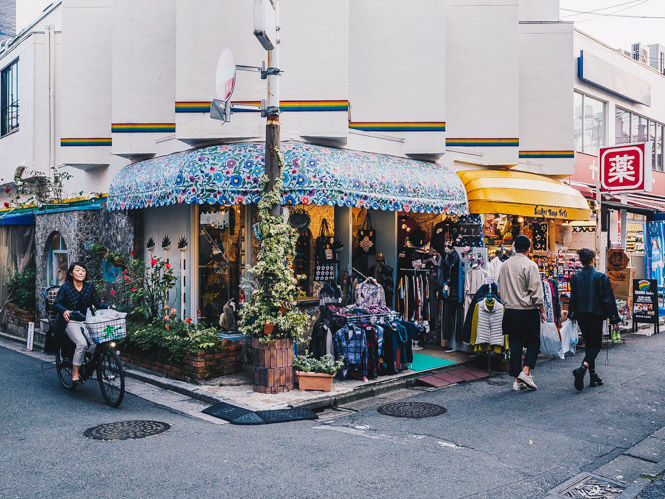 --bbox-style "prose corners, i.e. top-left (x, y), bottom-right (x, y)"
top-left (53, 262), bottom-right (109, 384)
